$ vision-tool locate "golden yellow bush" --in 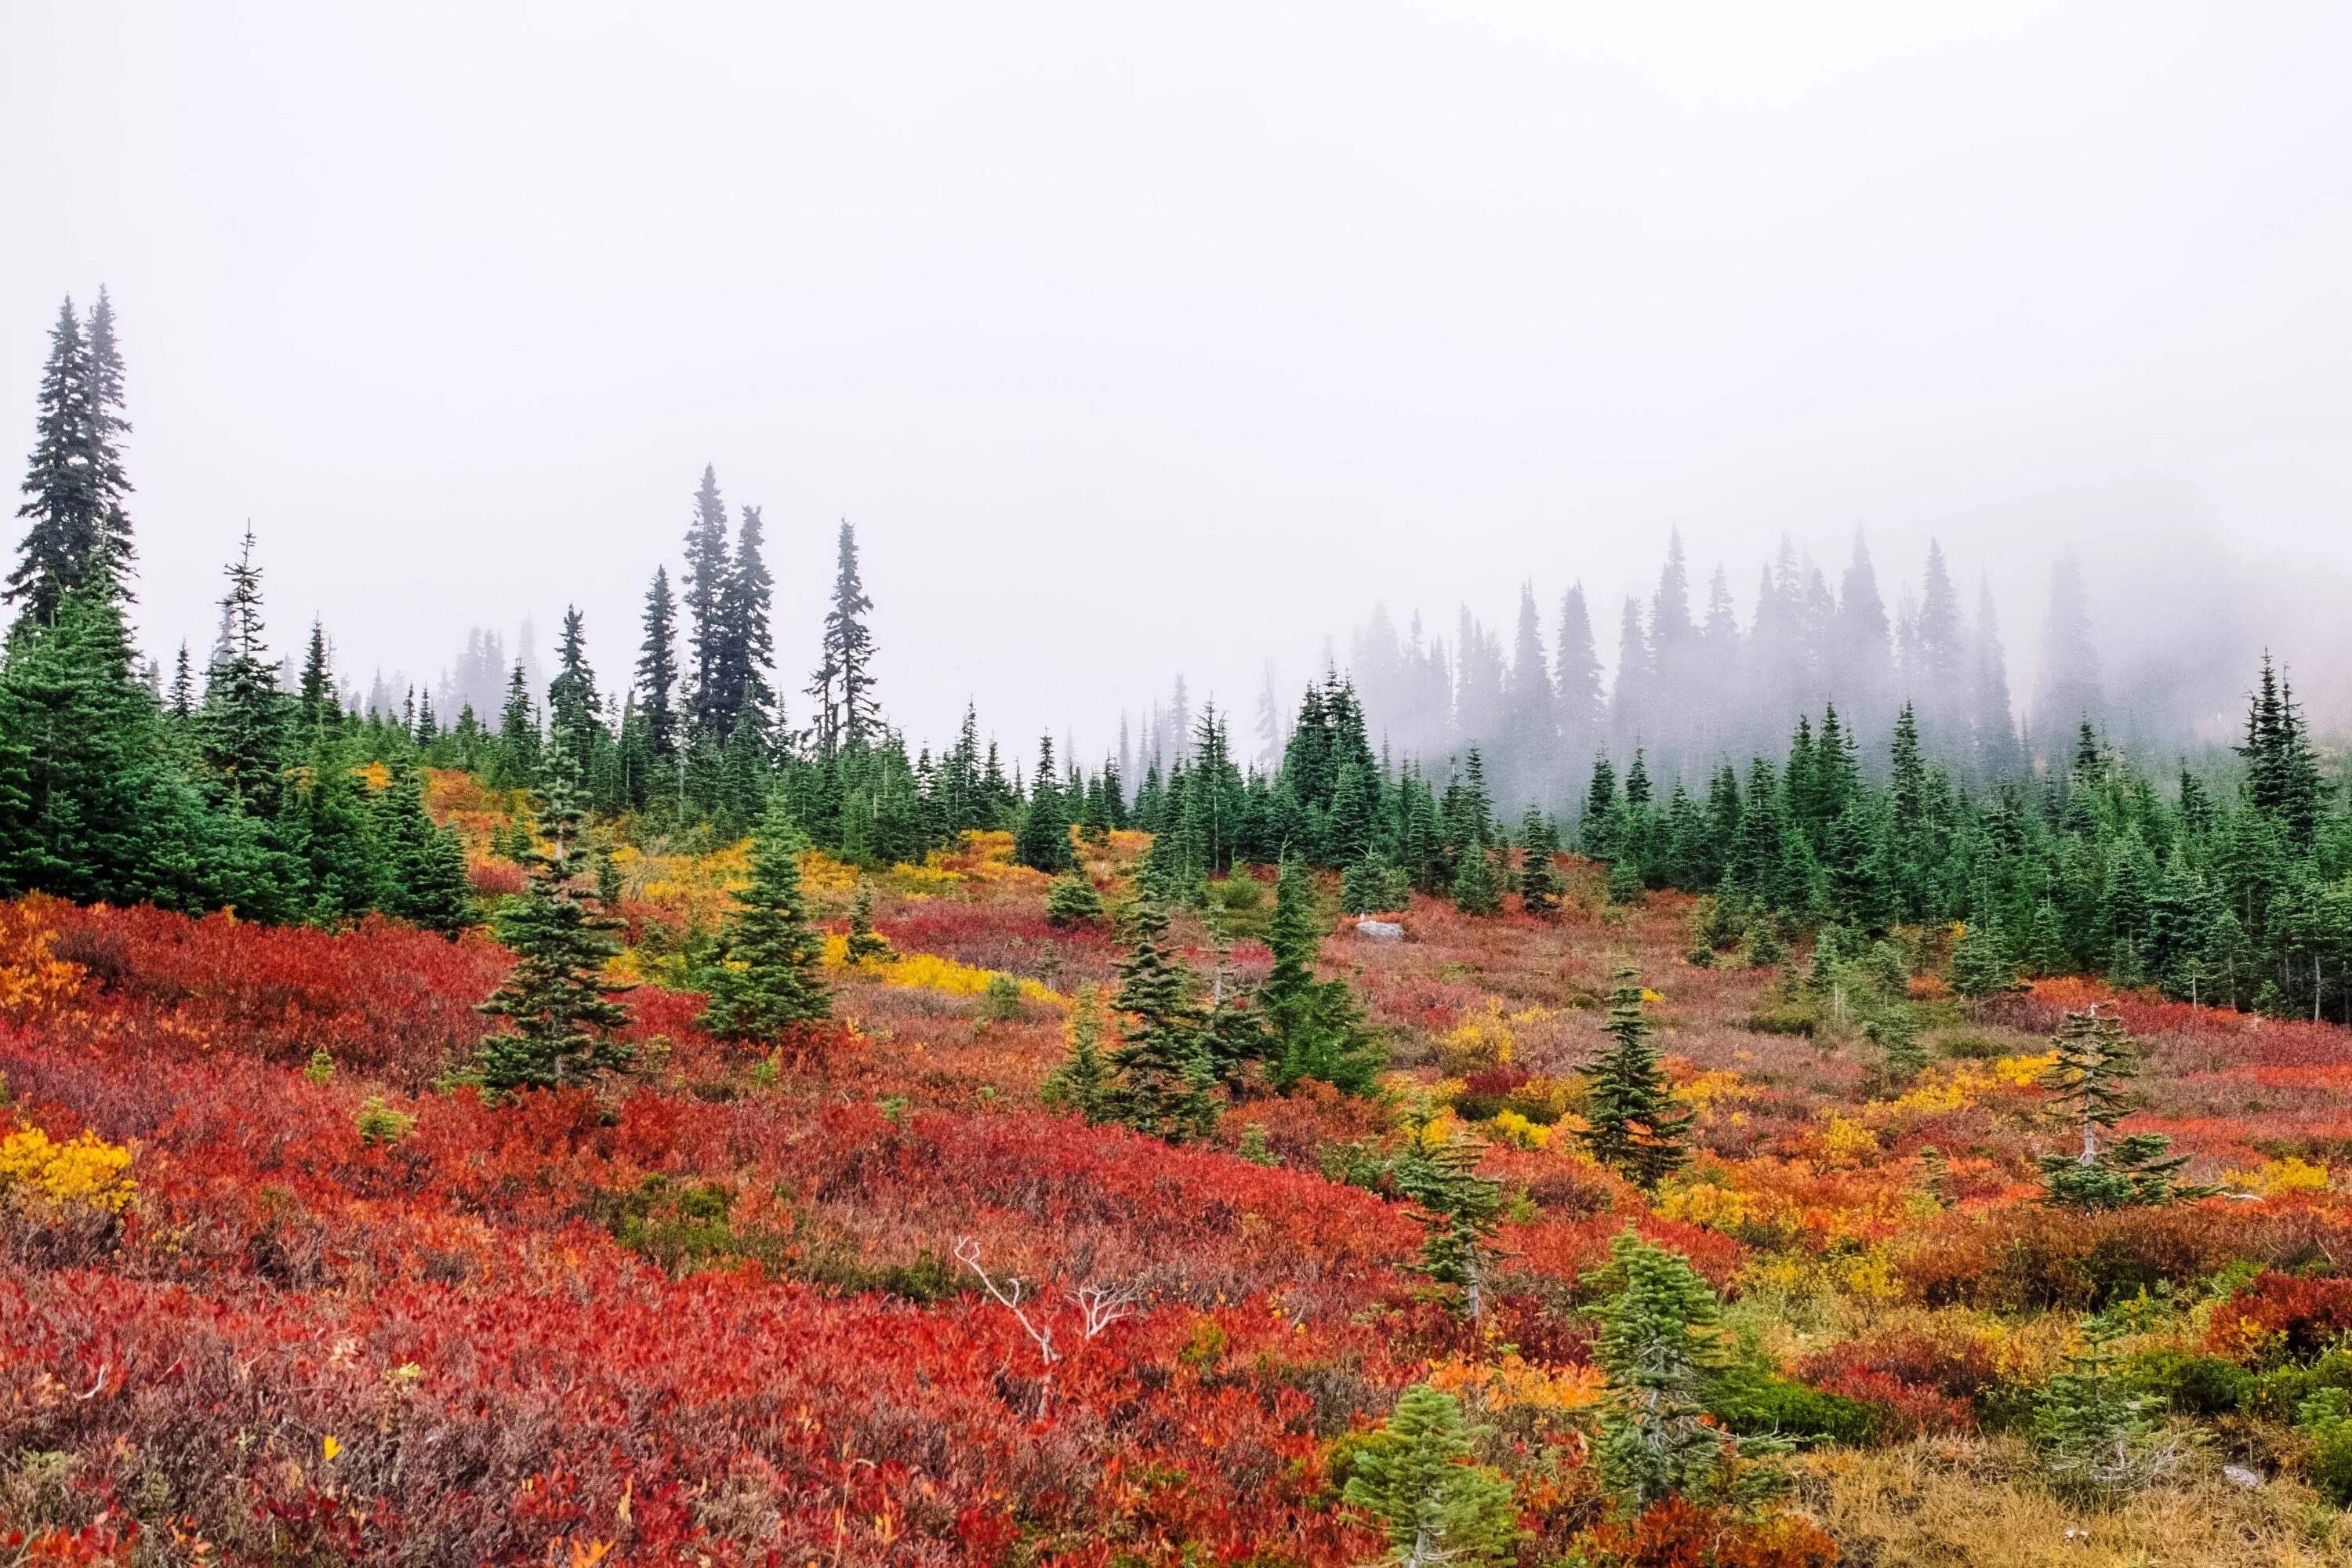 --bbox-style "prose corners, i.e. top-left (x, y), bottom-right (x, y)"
top-left (1816, 1113), bottom-right (1879, 1167)
top-left (1436, 998), bottom-right (1515, 1074)
top-left (2222, 1156), bottom-right (2330, 1198)
top-left (0, 1124), bottom-right (136, 1215)
top-left (1488, 1109), bottom-right (1552, 1150)
top-left (823, 936), bottom-right (1055, 1003)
